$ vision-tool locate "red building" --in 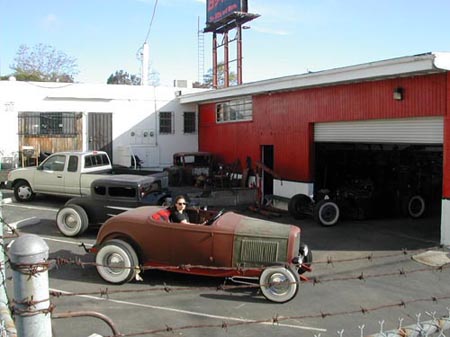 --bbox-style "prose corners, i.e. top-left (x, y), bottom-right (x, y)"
top-left (180, 53), bottom-right (450, 244)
